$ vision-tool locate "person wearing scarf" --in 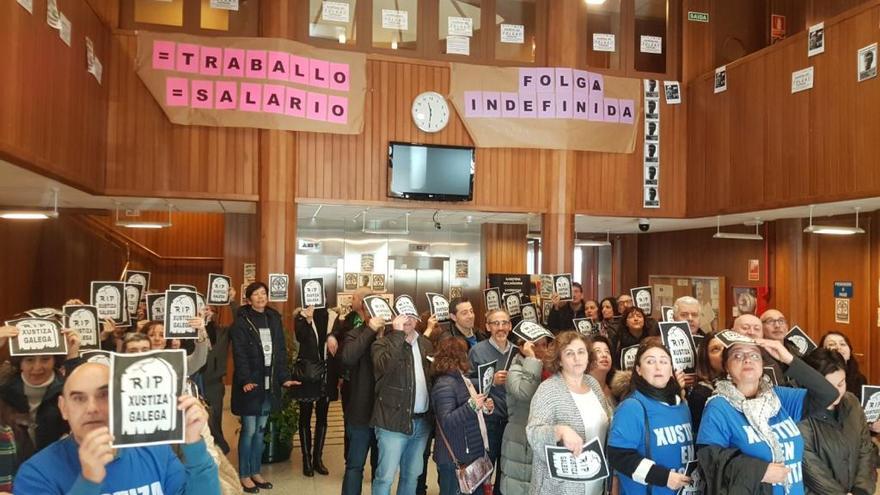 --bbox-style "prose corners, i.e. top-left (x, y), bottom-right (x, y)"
top-left (696, 333), bottom-right (837, 495)
top-left (608, 338), bottom-right (694, 495)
